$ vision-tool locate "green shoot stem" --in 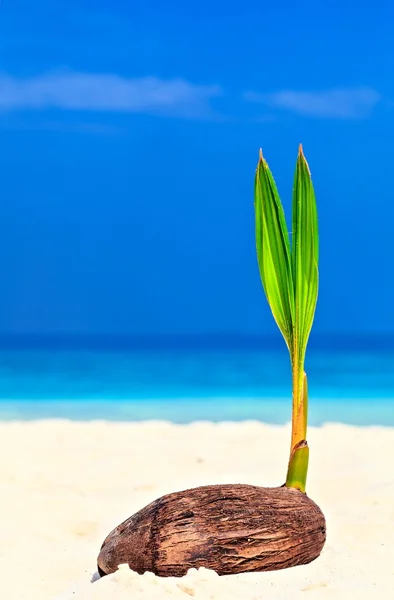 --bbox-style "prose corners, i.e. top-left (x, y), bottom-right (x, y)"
top-left (286, 365), bottom-right (309, 492)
